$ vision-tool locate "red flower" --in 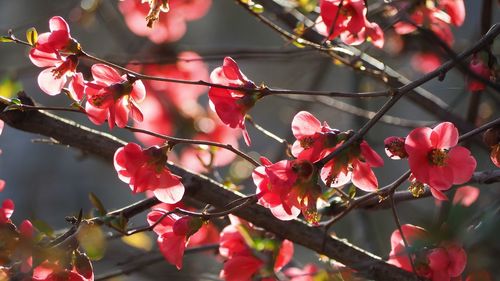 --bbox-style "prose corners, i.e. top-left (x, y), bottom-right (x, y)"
top-left (32, 260), bottom-right (92, 281)
top-left (291, 111), bottom-right (339, 162)
top-left (0, 199), bottom-right (14, 224)
top-left (405, 122), bottom-right (476, 200)
top-left (118, 0), bottom-right (211, 44)
top-left (316, 0), bottom-right (384, 47)
top-left (208, 57), bottom-right (259, 146)
top-left (85, 64), bottom-right (146, 129)
top-left (28, 17), bottom-right (81, 96)
top-left (452, 185), bottom-right (479, 207)
top-left (147, 210), bottom-right (203, 269)
top-left (291, 111), bottom-right (383, 192)
top-left (253, 157), bottom-right (321, 223)
top-left (467, 57), bottom-right (491, 92)
top-left (393, 0), bottom-right (465, 45)
top-left (384, 136), bottom-right (408, 159)
top-left (388, 224), bottom-right (467, 281)
top-left (114, 142), bottom-right (184, 204)
top-left (219, 218), bottom-right (294, 281)
top-left (411, 52), bottom-right (442, 74)
top-left (439, 0), bottom-right (465, 26)
top-left (30, 16), bottom-right (79, 55)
